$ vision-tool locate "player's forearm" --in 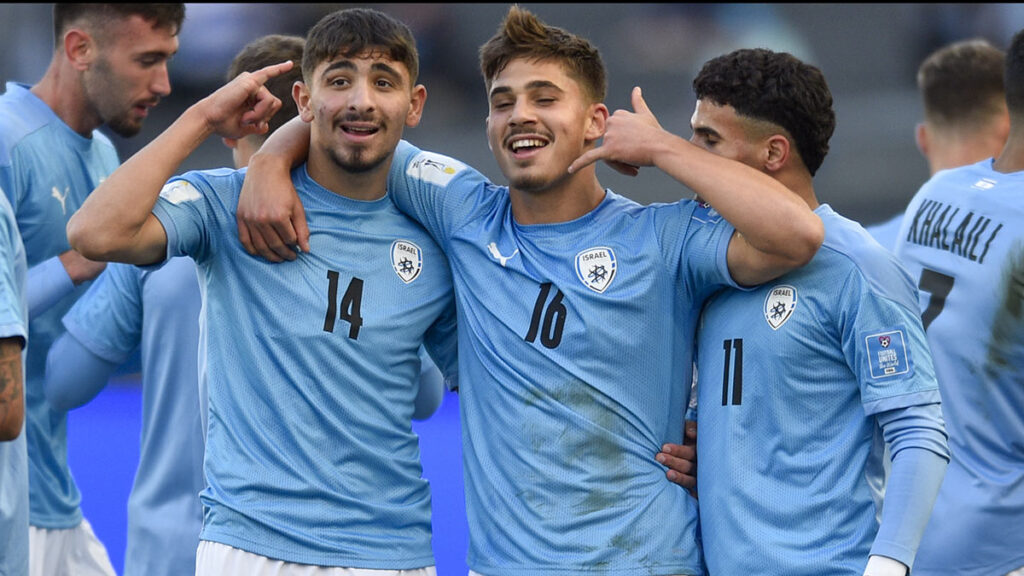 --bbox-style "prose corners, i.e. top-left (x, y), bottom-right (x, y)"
top-left (44, 332), bottom-right (118, 413)
top-left (249, 115), bottom-right (310, 172)
top-left (0, 337), bottom-right (24, 441)
top-left (68, 104), bottom-right (214, 264)
top-left (650, 133), bottom-right (823, 266)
